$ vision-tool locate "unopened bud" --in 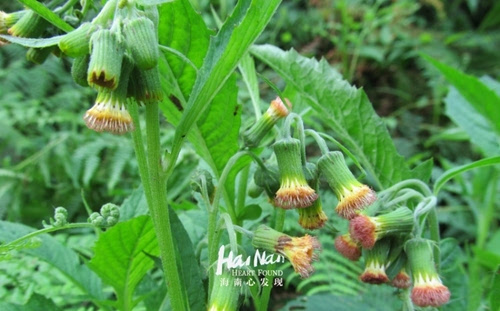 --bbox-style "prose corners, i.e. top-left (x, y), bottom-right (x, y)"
top-left (128, 66), bottom-right (164, 103)
top-left (8, 10), bottom-right (48, 38)
top-left (59, 22), bottom-right (97, 57)
top-left (71, 55), bottom-right (90, 87)
top-left (123, 17), bottom-right (158, 70)
top-left (26, 47), bottom-right (54, 64)
top-left (87, 29), bottom-right (125, 89)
